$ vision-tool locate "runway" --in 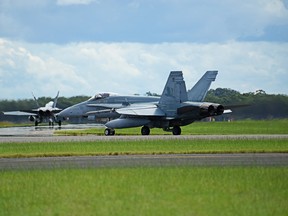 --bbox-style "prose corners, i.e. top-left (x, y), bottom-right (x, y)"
top-left (1, 153), bottom-right (287, 170)
top-left (0, 125), bottom-right (287, 170)
top-left (1, 125), bottom-right (288, 143)
top-left (0, 124), bottom-right (102, 137)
